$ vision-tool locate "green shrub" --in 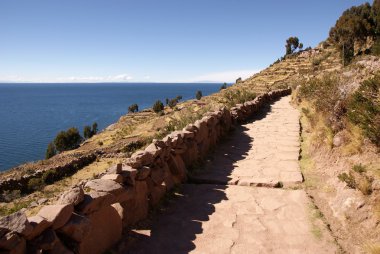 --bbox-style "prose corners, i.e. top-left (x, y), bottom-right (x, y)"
top-left (347, 74), bottom-right (380, 146)
top-left (352, 164), bottom-right (367, 173)
top-left (195, 90), bottom-right (203, 100)
top-left (42, 170), bottom-right (56, 185)
top-left (122, 140), bottom-right (145, 153)
top-left (220, 83), bottom-right (227, 90)
top-left (153, 100), bottom-right (164, 113)
top-left (298, 74), bottom-right (341, 113)
top-left (371, 39), bottom-right (380, 56)
top-left (83, 126), bottom-right (92, 139)
top-left (27, 177), bottom-right (45, 191)
top-left (45, 142), bottom-right (57, 159)
top-left (338, 172), bottom-right (356, 188)
top-left (128, 103), bottom-right (139, 113)
top-left (54, 127), bottom-right (82, 152)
